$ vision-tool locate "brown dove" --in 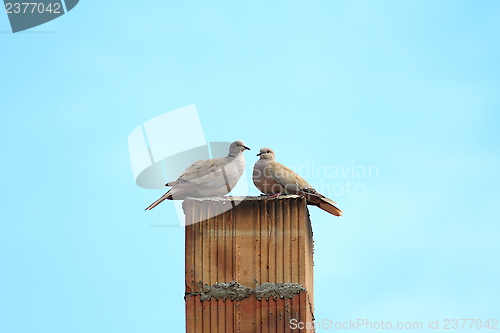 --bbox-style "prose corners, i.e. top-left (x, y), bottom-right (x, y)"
top-left (145, 140), bottom-right (250, 210)
top-left (253, 147), bottom-right (342, 216)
